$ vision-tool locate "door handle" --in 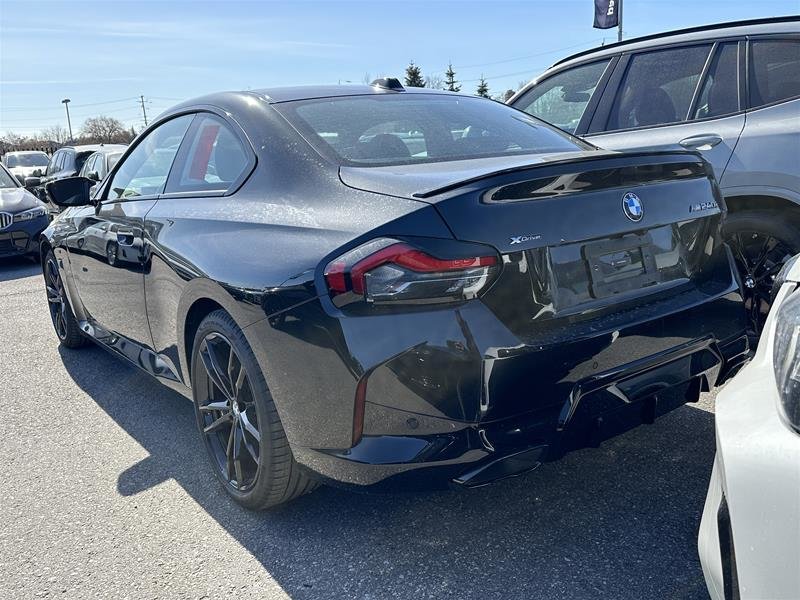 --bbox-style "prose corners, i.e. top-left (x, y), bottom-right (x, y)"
top-left (679, 134), bottom-right (723, 150)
